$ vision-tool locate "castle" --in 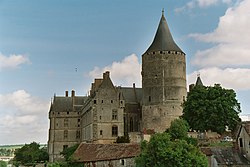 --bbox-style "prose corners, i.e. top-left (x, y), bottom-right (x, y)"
top-left (48, 11), bottom-right (187, 162)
